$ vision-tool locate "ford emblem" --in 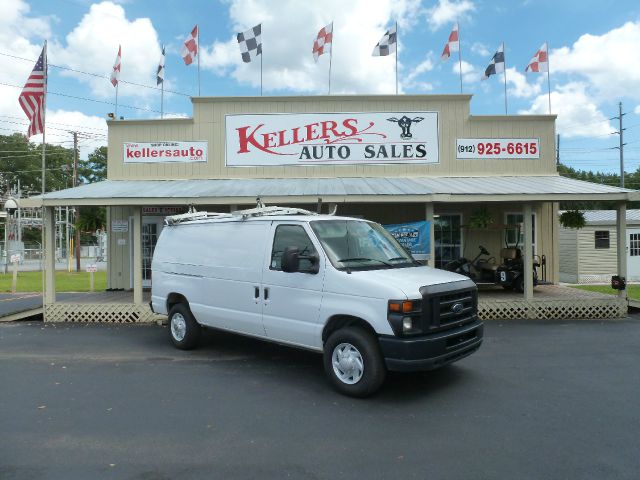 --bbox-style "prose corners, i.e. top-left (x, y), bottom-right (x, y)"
top-left (451, 302), bottom-right (464, 314)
